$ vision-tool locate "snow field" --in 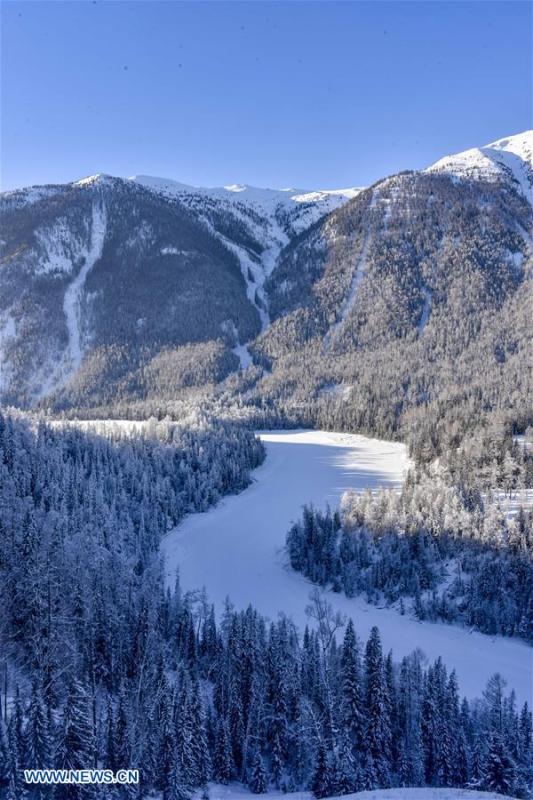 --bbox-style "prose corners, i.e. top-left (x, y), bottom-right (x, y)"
top-left (161, 430), bottom-right (533, 705)
top-left (199, 783), bottom-right (511, 800)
